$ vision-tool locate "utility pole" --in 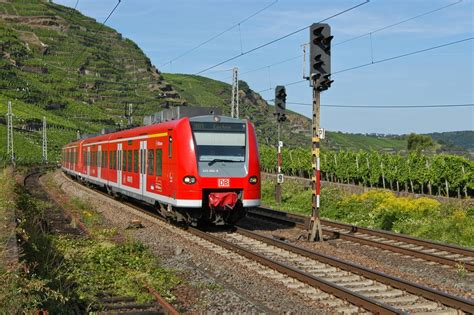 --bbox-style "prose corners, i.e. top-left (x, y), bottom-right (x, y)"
top-left (128, 103), bottom-right (133, 126)
top-left (301, 43), bottom-right (309, 80)
top-left (276, 123), bottom-right (282, 203)
top-left (231, 67), bottom-right (239, 118)
top-left (308, 23), bottom-right (333, 242)
top-left (42, 116), bottom-right (48, 163)
top-left (6, 101), bottom-right (14, 165)
top-left (309, 79), bottom-right (324, 241)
